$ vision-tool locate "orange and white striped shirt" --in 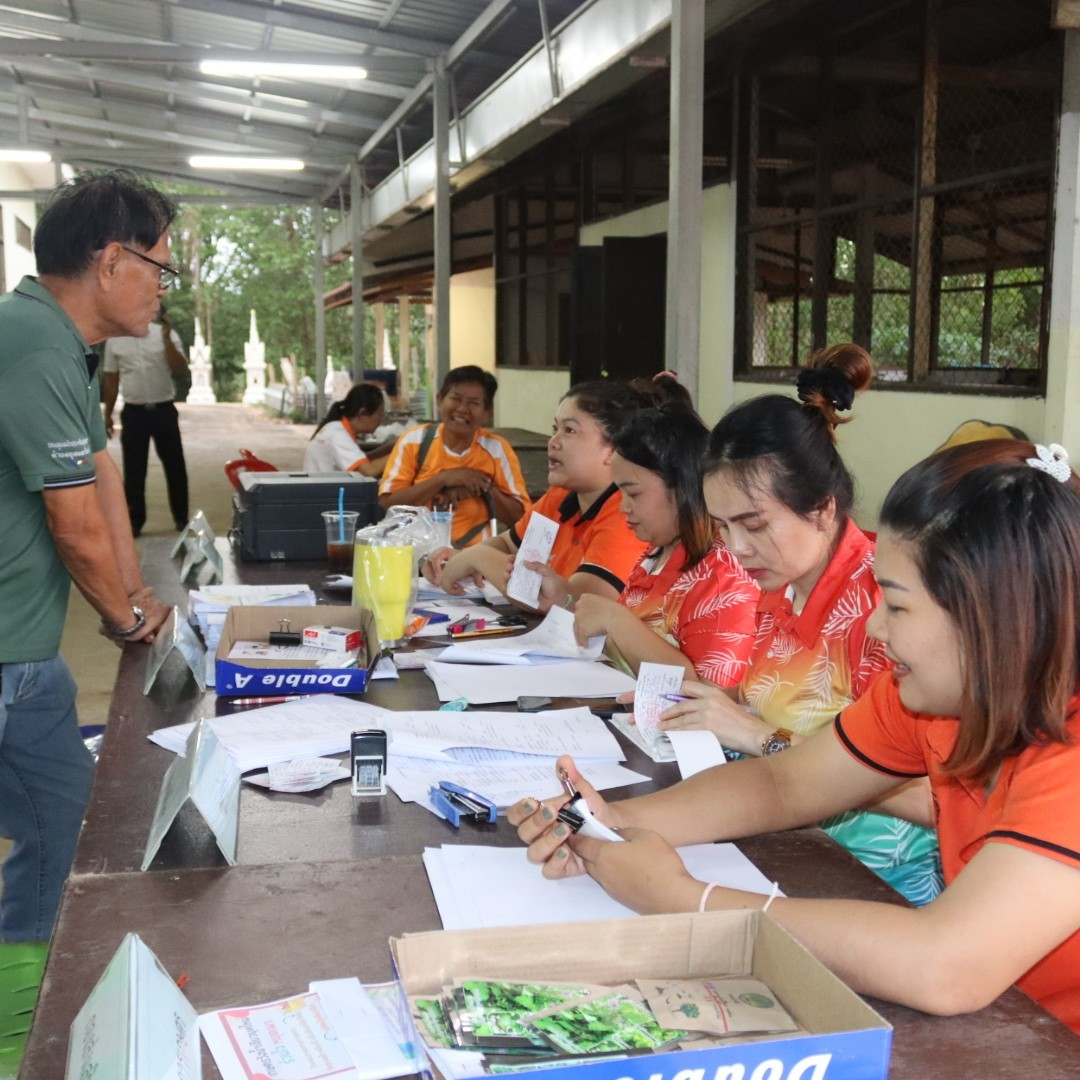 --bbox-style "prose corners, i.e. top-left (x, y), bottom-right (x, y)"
top-left (379, 423), bottom-right (530, 546)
